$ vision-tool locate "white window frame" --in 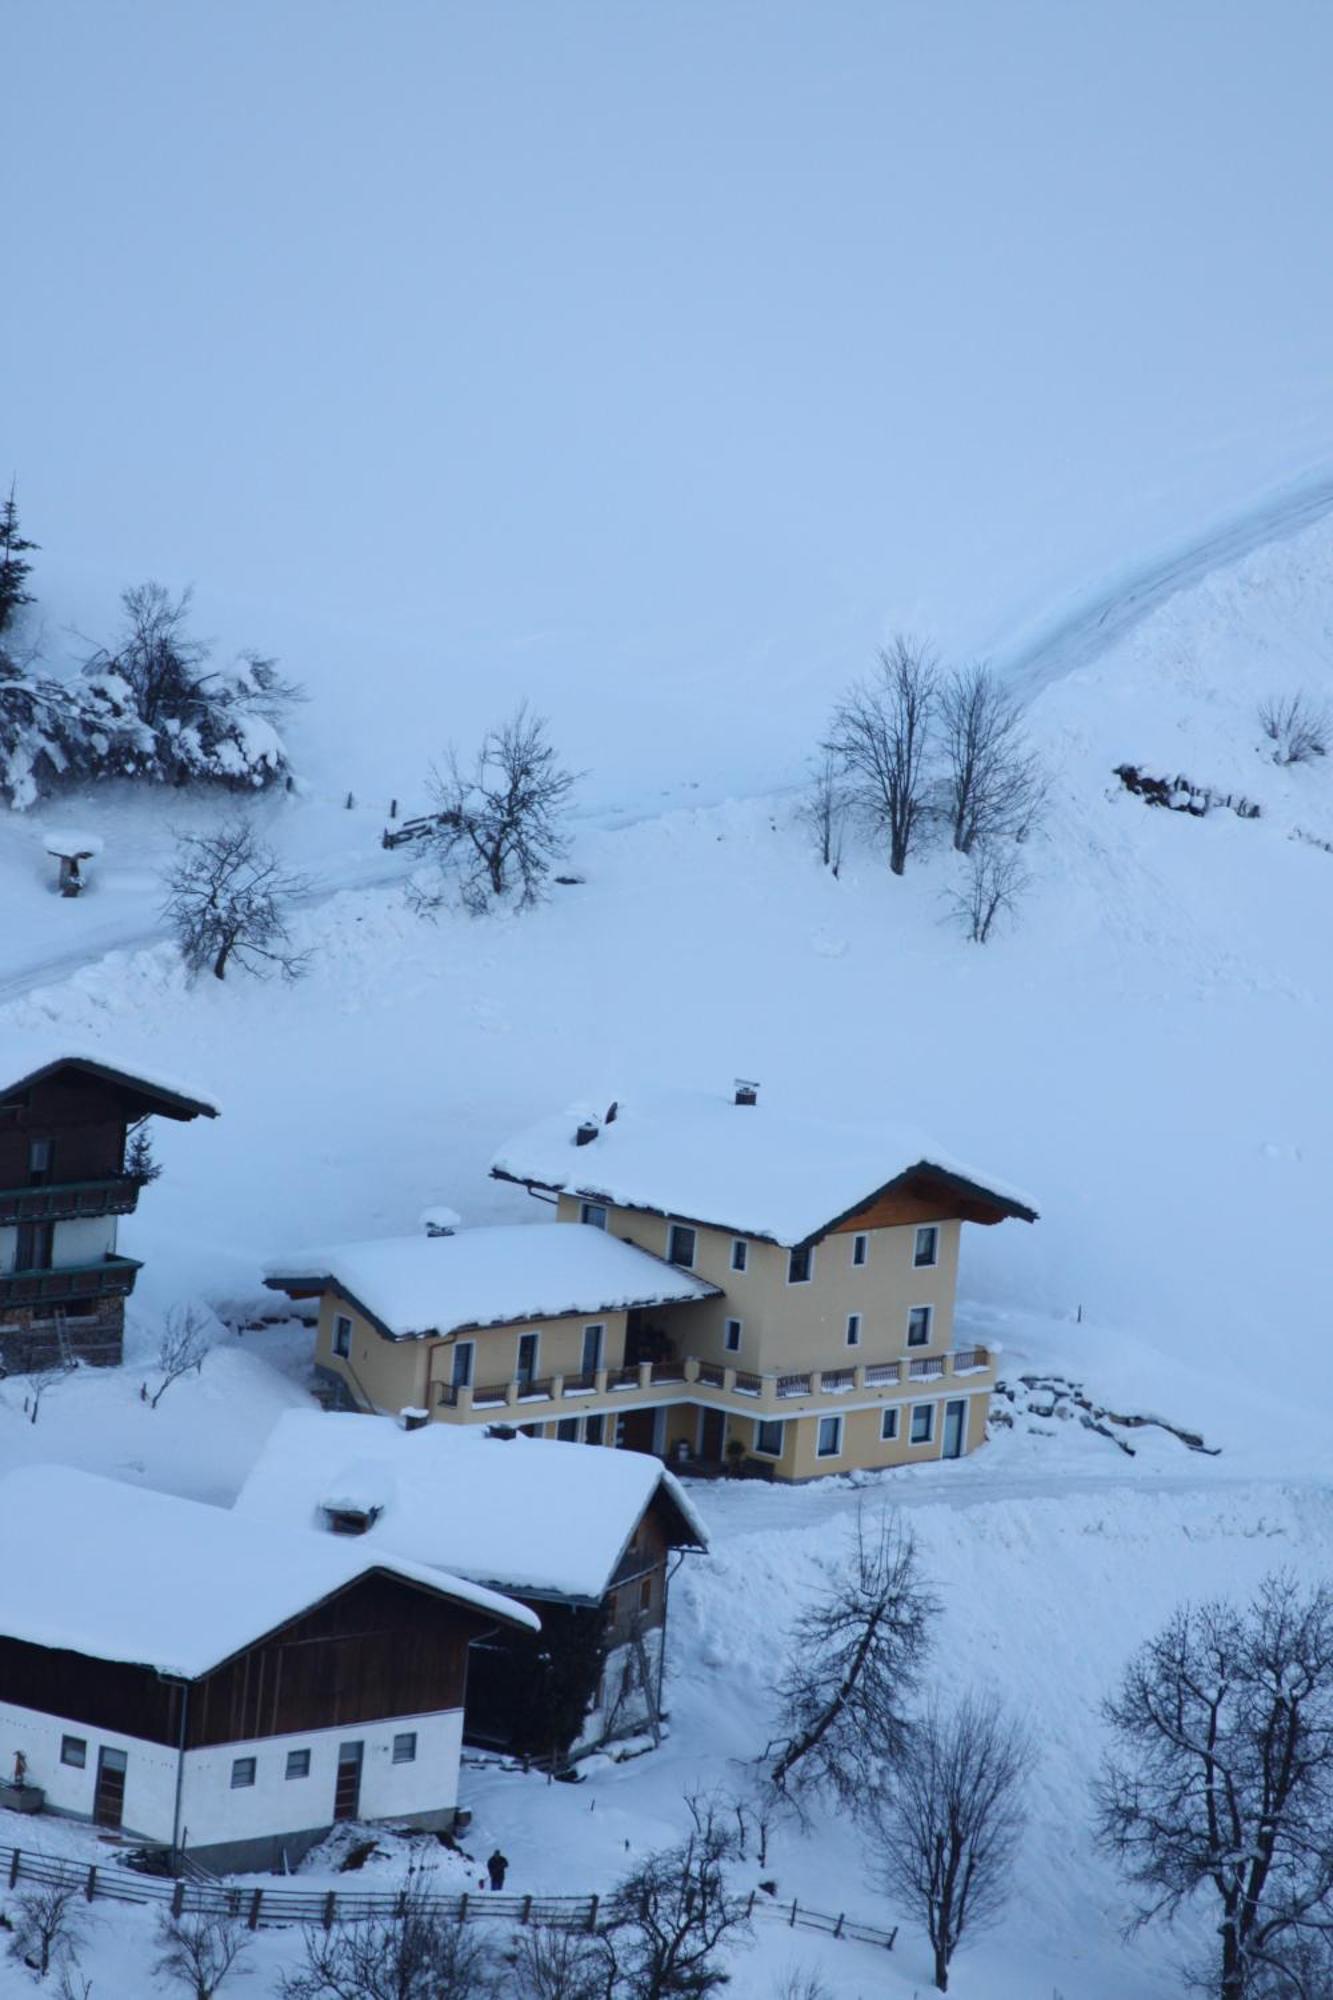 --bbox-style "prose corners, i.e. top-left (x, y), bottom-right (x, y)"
top-left (851, 1232), bottom-right (868, 1267)
top-left (581, 1323), bottom-right (605, 1374)
top-left (816, 1414), bottom-right (843, 1459)
top-left (286, 1749), bottom-right (311, 1780)
top-left (667, 1223), bottom-right (697, 1269)
top-left (730, 1238), bottom-right (748, 1273)
top-left (753, 1418), bottom-right (785, 1458)
top-left (392, 1732), bottom-right (418, 1764)
top-left (451, 1339), bottom-right (474, 1389)
top-left (333, 1314), bottom-right (352, 1358)
top-left (880, 1406), bottom-right (900, 1442)
top-left (724, 1317), bottom-right (742, 1353)
top-left (230, 1756), bottom-right (257, 1789)
top-left (786, 1243), bottom-right (815, 1286)
top-left (60, 1735), bottom-right (86, 1769)
top-left (907, 1304), bottom-right (933, 1348)
top-left (516, 1330), bottom-right (540, 1383)
top-left (580, 1201), bottom-right (608, 1229)
top-left (913, 1224), bottom-right (940, 1269)
top-left (910, 1401), bottom-right (935, 1446)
